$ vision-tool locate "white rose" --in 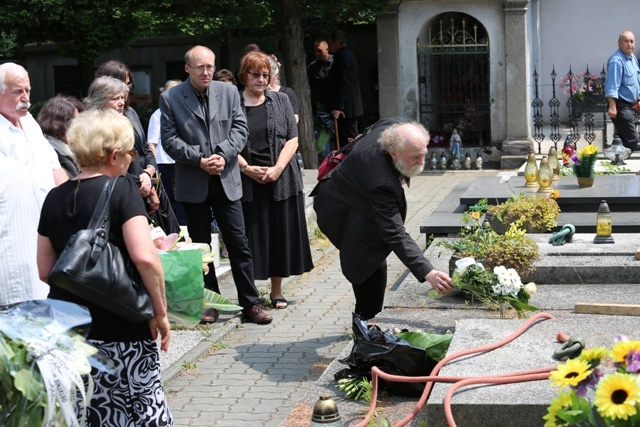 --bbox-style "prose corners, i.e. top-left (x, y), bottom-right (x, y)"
top-left (524, 282), bottom-right (537, 295)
